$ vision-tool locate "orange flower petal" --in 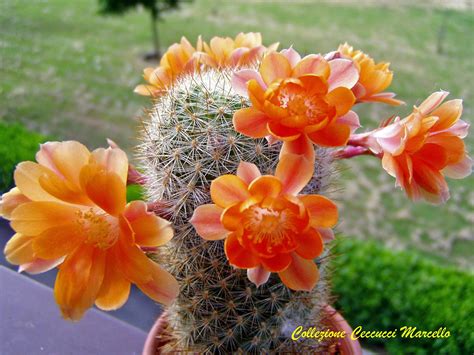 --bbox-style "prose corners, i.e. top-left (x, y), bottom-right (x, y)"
top-left (363, 92), bottom-right (404, 106)
top-left (430, 99), bottom-right (463, 132)
top-left (164, 43), bottom-right (191, 73)
top-left (36, 141), bottom-right (91, 188)
top-left (280, 135), bottom-right (315, 162)
top-left (0, 188), bottom-right (30, 219)
top-left (298, 74), bottom-right (329, 95)
top-left (295, 228), bottom-right (324, 259)
top-left (382, 153), bottom-right (406, 188)
top-left (210, 175), bottom-right (250, 208)
top-left (146, 67), bottom-right (172, 87)
top-left (19, 257), bottom-right (64, 274)
top-left (124, 201), bottom-right (173, 247)
top-left (236, 161), bottom-right (261, 185)
top-left (247, 266), bottom-right (271, 287)
top-left (281, 47), bottom-right (301, 67)
top-left (190, 204), bottom-right (227, 240)
top-left (232, 69), bottom-right (266, 97)
top-left (4, 233), bottom-right (35, 265)
top-left (298, 195), bottom-right (338, 228)
top-left (414, 143), bottom-right (449, 170)
top-left (328, 59), bottom-right (359, 91)
top-left (230, 47), bottom-right (250, 66)
top-left (134, 84), bottom-right (161, 96)
top-left (32, 224), bottom-right (84, 260)
top-left (114, 219), bottom-right (155, 285)
top-left (373, 121), bottom-right (407, 155)
top-left (326, 87), bottom-right (356, 116)
top-left (135, 259), bottom-right (179, 307)
top-left (209, 36), bottom-right (233, 64)
top-left (317, 227), bottom-right (335, 242)
top-left (417, 91), bottom-right (449, 116)
top-left (80, 164), bottom-right (126, 216)
top-left (267, 121), bottom-right (301, 141)
top-left (411, 159), bottom-right (449, 197)
top-left (248, 176), bottom-right (282, 202)
top-left (260, 253), bottom-right (292, 272)
top-left (307, 121), bottom-right (351, 147)
top-left (54, 245), bottom-right (106, 321)
top-left (38, 169), bottom-right (90, 205)
top-left (224, 232), bottom-right (260, 268)
top-left (220, 203), bottom-right (241, 232)
top-left (142, 67), bottom-right (155, 82)
top-left (275, 154), bottom-right (313, 195)
top-left (91, 147), bottom-right (129, 185)
top-left (293, 54), bottom-right (330, 78)
top-left (233, 107), bottom-right (270, 138)
top-left (278, 253), bottom-right (319, 291)
top-left (264, 98), bottom-right (291, 119)
top-left (260, 51), bottom-right (292, 85)
top-left (96, 256), bottom-right (131, 311)
top-left (10, 201), bottom-right (79, 236)
top-left (248, 79), bottom-right (266, 109)
top-left (444, 155), bottom-right (472, 179)
top-left (418, 186), bottom-right (449, 205)
top-left (179, 36), bottom-right (195, 57)
top-left (14, 162), bottom-right (60, 202)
